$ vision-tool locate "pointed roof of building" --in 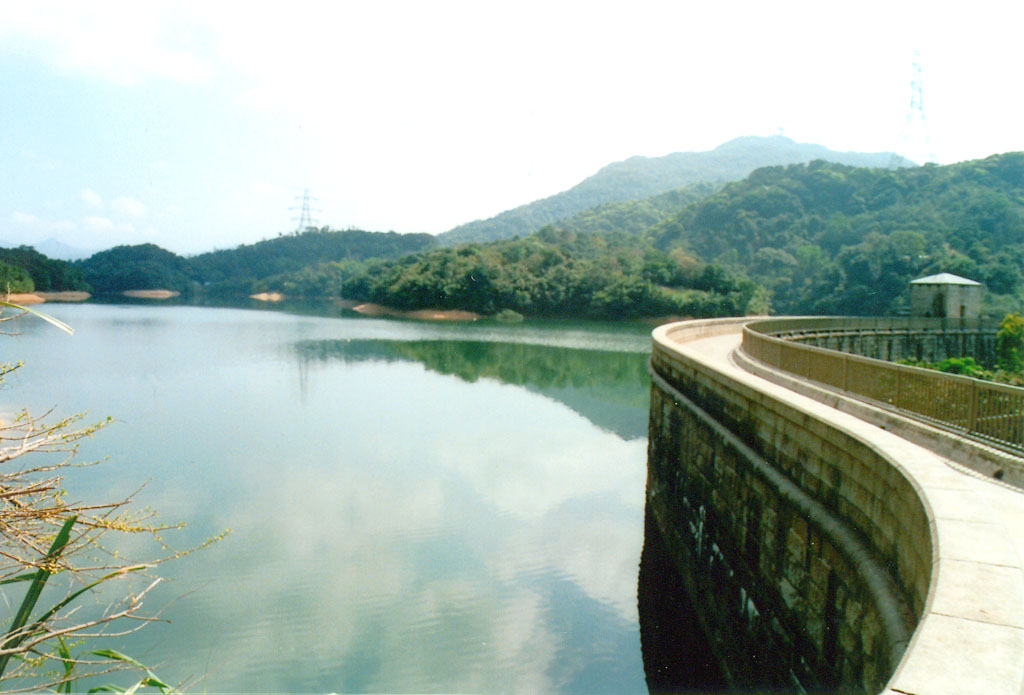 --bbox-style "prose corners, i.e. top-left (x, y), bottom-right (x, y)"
top-left (909, 273), bottom-right (982, 286)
